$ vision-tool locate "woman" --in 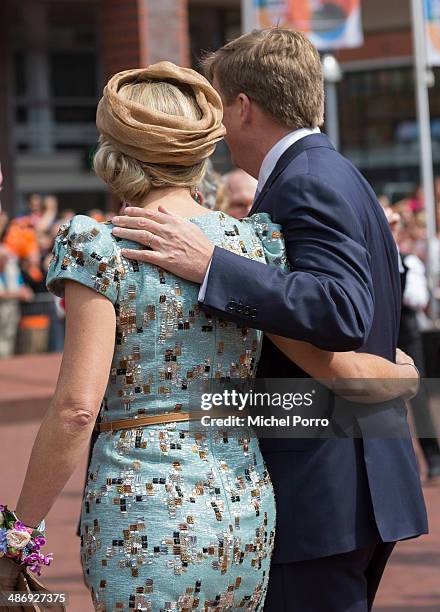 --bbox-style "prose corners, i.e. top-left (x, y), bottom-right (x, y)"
top-left (2, 63), bottom-right (418, 611)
